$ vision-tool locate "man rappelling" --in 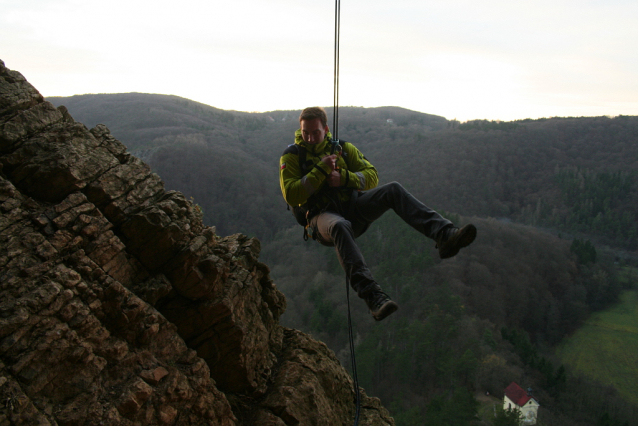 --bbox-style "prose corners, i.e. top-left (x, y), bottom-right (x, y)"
top-left (279, 106), bottom-right (477, 321)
